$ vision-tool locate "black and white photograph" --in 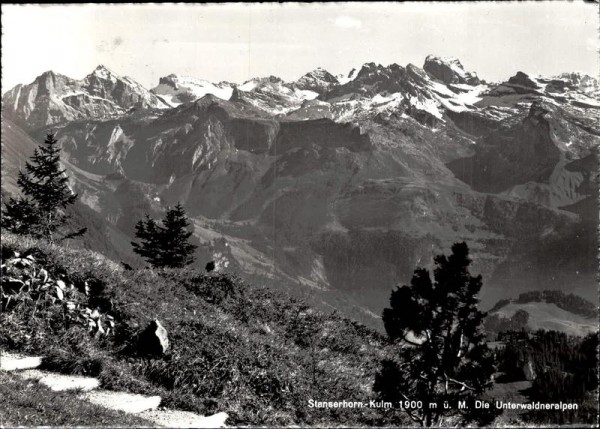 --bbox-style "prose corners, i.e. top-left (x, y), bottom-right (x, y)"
top-left (1, 2), bottom-right (598, 427)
